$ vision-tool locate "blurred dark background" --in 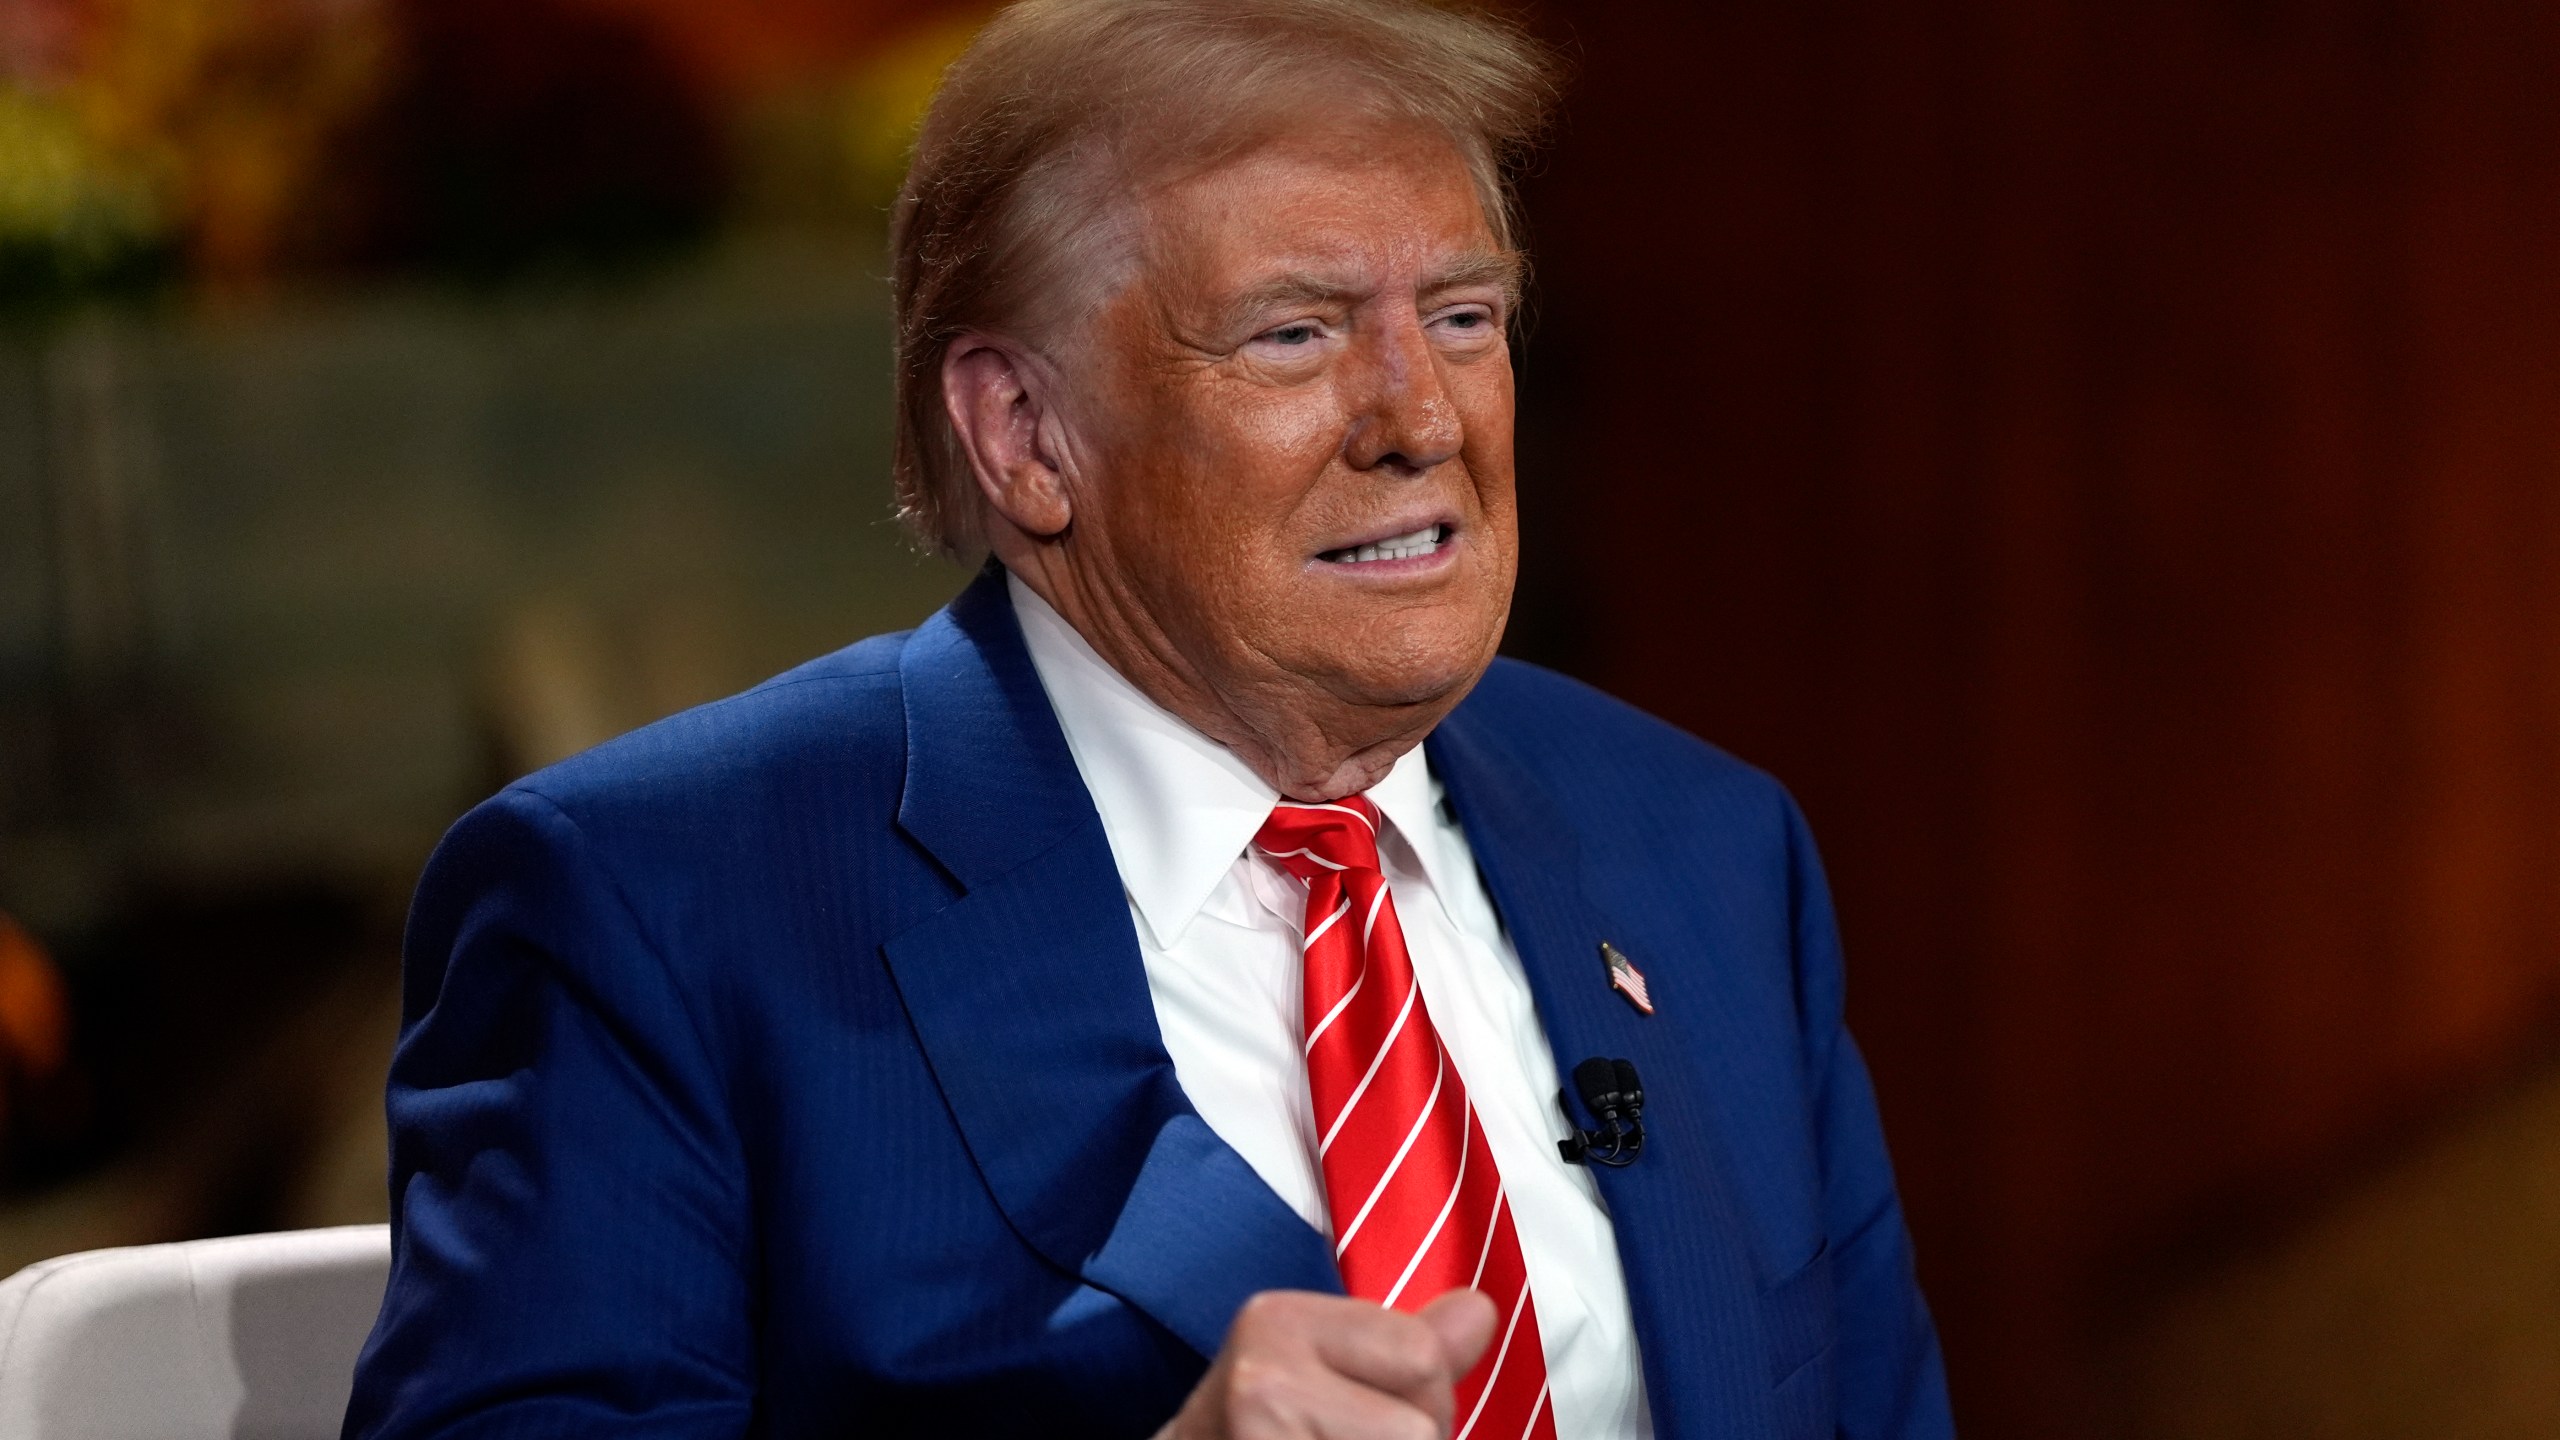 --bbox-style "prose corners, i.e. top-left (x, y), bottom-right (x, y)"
top-left (6, 2), bottom-right (2560, 1436)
